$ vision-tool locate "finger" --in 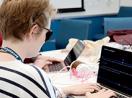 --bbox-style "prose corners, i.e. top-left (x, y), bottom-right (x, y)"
top-left (48, 57), bottom-right (63, 62)
top-left (85, 92), bottom-right (92, 96)
top-left (35, 59), bottom-right (53, 65)
top-left (105, 90), bottom-right (116, 96)
top-left (42, 65), bottom-right (48, 69)
top-left (37, 55), bottom-right (63, 62)
top-left (45, 61), bottom-right (53, 65)
top-left (35, 55), bottom-right (51, 60)
top-left (87, 88), bottom-right (95, 92)
top-left (98, 89), bottom-right (106, 93)
top-left (42, 65), bottom-right (49, 72)
top-left (86, 84), bottom-right (100, 89)
top-left (87, 85), bottom-right (100, 91)
top-left (34, 60), bottom-right (52, 68)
